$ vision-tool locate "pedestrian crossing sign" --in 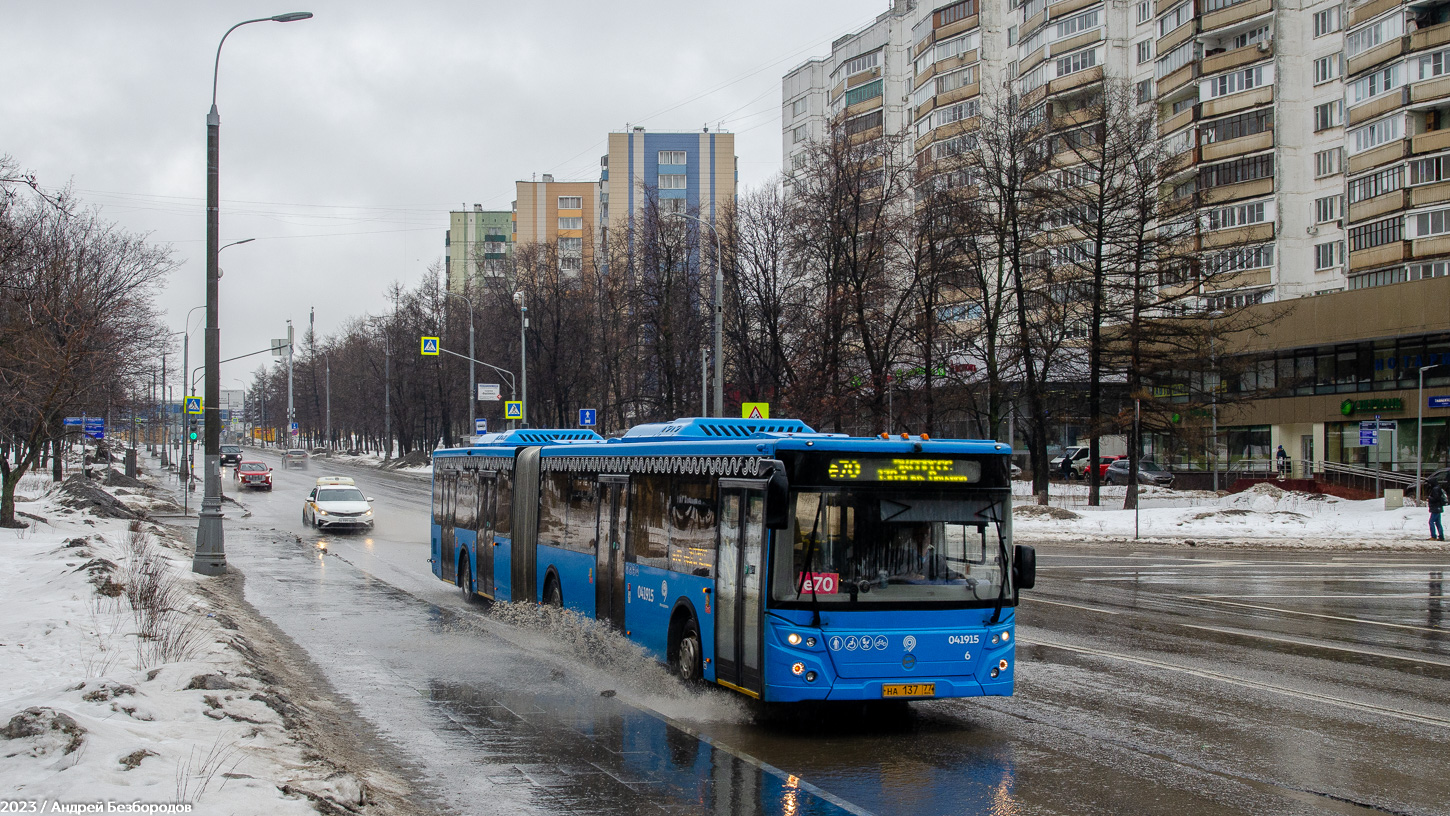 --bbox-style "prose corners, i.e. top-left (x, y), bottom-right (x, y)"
top-left (504, 401), bottom-right (523, 420)
top-left (420, 336), bottom-right (440, 356)
top-left (742, 403), bottom-right (769, 420)
top-left (184, 396), bottom-right (204, 415)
